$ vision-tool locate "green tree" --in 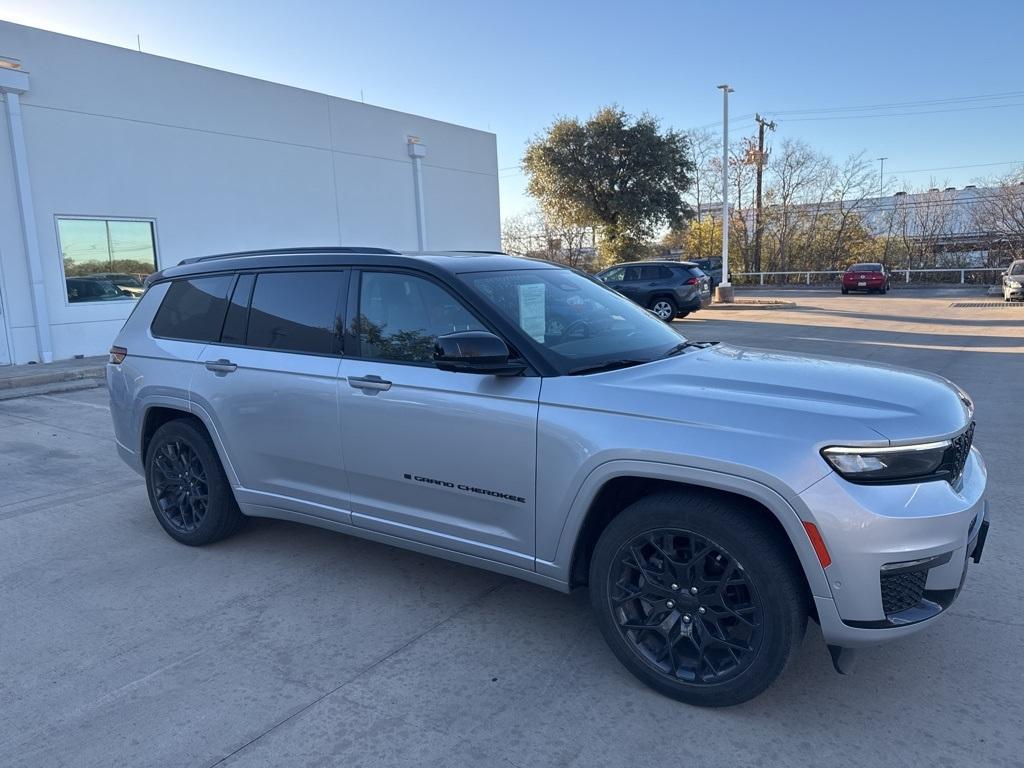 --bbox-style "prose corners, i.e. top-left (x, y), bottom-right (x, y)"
top-left (523, 106), bottom-right (695, 263)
